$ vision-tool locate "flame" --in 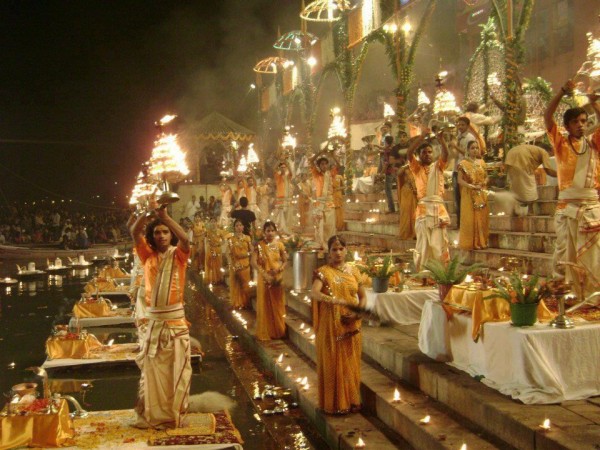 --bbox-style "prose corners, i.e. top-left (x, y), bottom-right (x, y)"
top-left (247, 144), bottom-right (260, 164)
top-left (420, 415), bottom-right (430, 424)
top-left (277, 354), bottom-right (284, 363)
top-left (355, 437), bottom-right (366, 448)
top-left (541, 418), bottom-right (551, 429)
top-left (393, 388), bottom-right (401, 402)
top-left (148, 134), bottom-right (189, 180)
top-left (383, 102), bottom-right (395, 118)
top-left (418, 89), bottom-right (431, 106)
top-left (159, 114), bottom-right (176, 125)
top-left (433, 89), bottom-right (460, 115)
